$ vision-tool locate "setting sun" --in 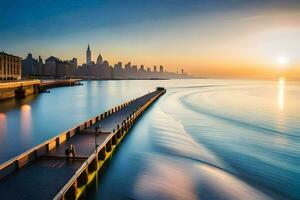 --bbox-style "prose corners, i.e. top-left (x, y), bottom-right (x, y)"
top-left (0, 1), bottom-right (299, 200)
top-left (277, 57), bottom-right (289, 65)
